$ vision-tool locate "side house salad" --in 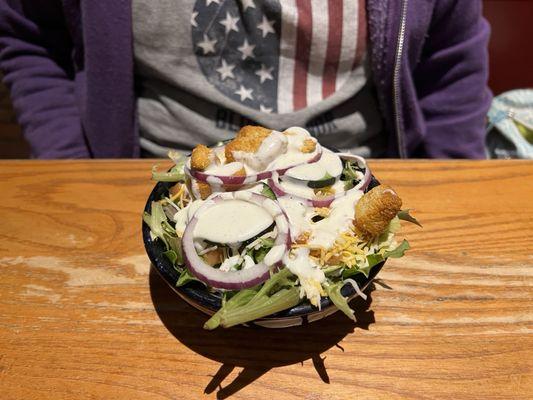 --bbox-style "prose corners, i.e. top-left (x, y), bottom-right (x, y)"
top-left (144, 126), bottom-right (421, 329)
